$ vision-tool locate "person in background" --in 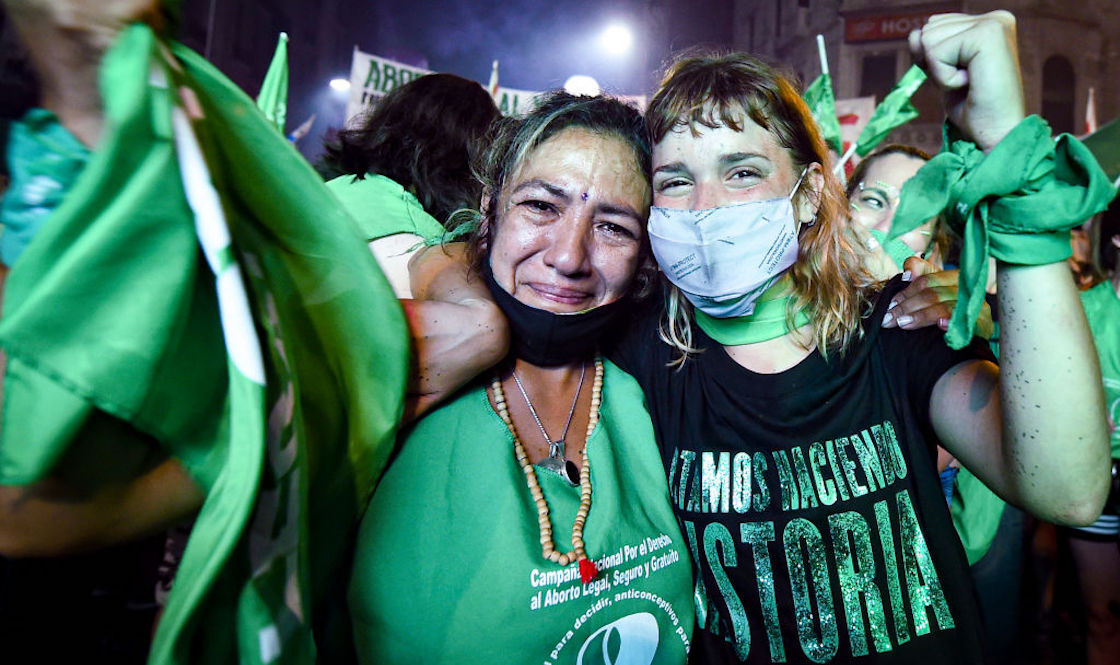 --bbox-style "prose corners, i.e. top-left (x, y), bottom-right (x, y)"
top-left (1066, 196), bottom-right (1120, 665)
top-left (318, 73), bottom-right (500, 298)
top-left (847, 144), bottom-right (951, 276)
